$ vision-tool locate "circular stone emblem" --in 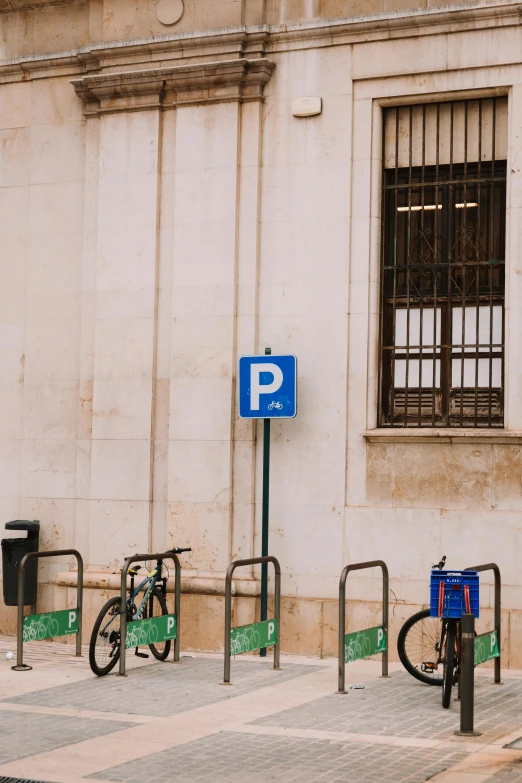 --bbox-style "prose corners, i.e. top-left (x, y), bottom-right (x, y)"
top-left (157, 0), bottom-right (184, 25)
